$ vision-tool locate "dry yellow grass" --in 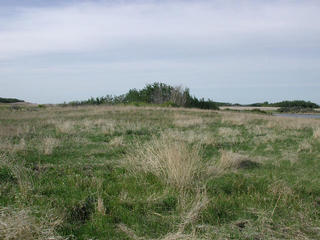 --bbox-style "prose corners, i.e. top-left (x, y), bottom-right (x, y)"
top-left (0, 124), bottom-right (34, 137)
top-left (220, 111), bottom-right (320, 131)
top-left (0, 138), bottom-right (26, 153)
top-left (218, 150), bottom-right (256, 170)
top-left (127, 135), bottom-right (203, 190)
top-left (109, 136), bottom-right (124, 146)
top-left (218, 127), bottom-right (240, 137)
top-left (173, 113), bottom-right (203, 127)
top-left (96, 197), bottom-right (106, 215)
top-left (313, 127), bottom-right (320, 139)
top-left (40, 137), bottom-right (60, 155)
top-left (50, 120), bottom-right (75, 134)
top-left (269, 180), bottom-right (293, 199)
top-left (0, 207), bottom-right (64, 240)
top-left (162, 129), bottom-right (216, 145)
top-left (280, 151), bottom-right (299, 164)
top-left (298, 139), bottom-right (312, 153)
top-left (267, 116), bottom-right (320, 130)
top-left (220, 112), bottom-right (260, 125)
